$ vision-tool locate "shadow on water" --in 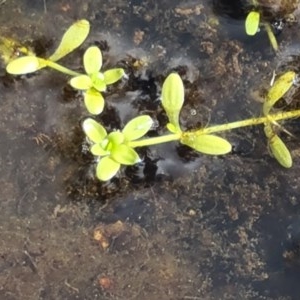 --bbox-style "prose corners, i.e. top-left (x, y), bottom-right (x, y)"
top-left (1, 0), bottom-right (300, 299)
